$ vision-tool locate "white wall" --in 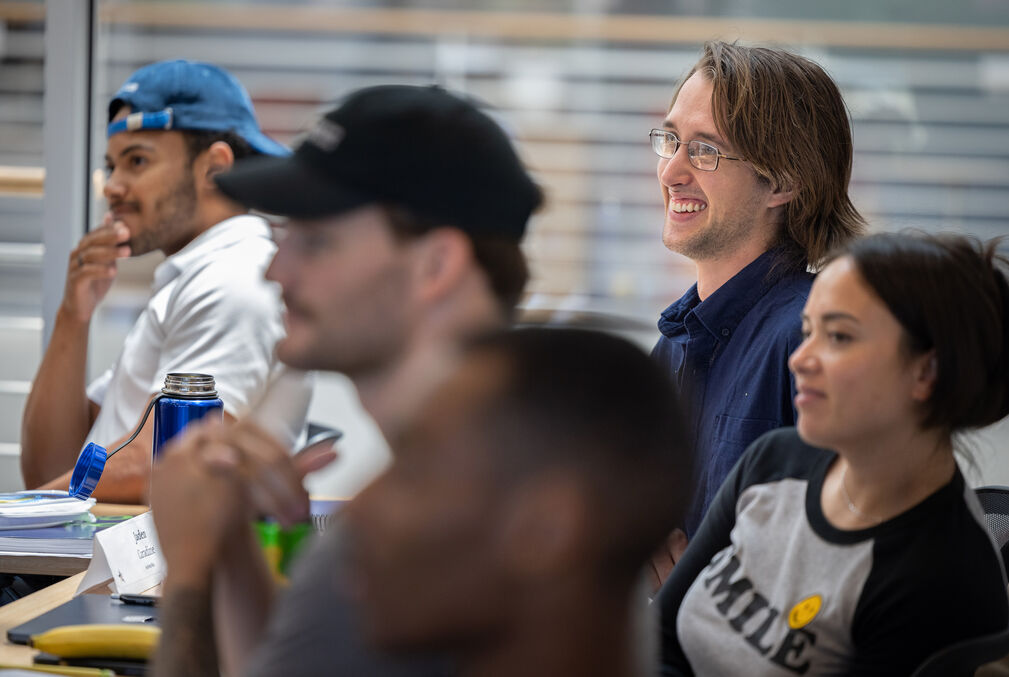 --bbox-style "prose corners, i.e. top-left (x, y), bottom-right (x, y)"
top-left (301, 373), bottom-right (391, 500)
top-left (0, 455), bottom-right (23, 492)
